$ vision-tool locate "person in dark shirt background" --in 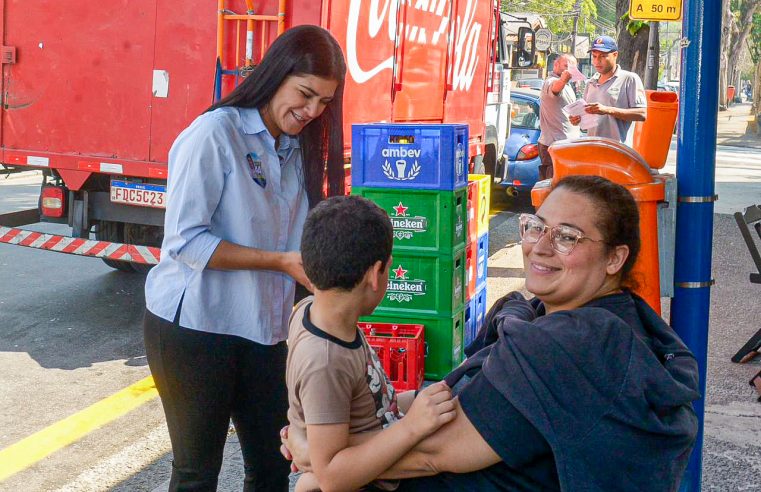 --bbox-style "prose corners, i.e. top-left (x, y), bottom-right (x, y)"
top-left (283, 175), bottom-right (700, 491)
